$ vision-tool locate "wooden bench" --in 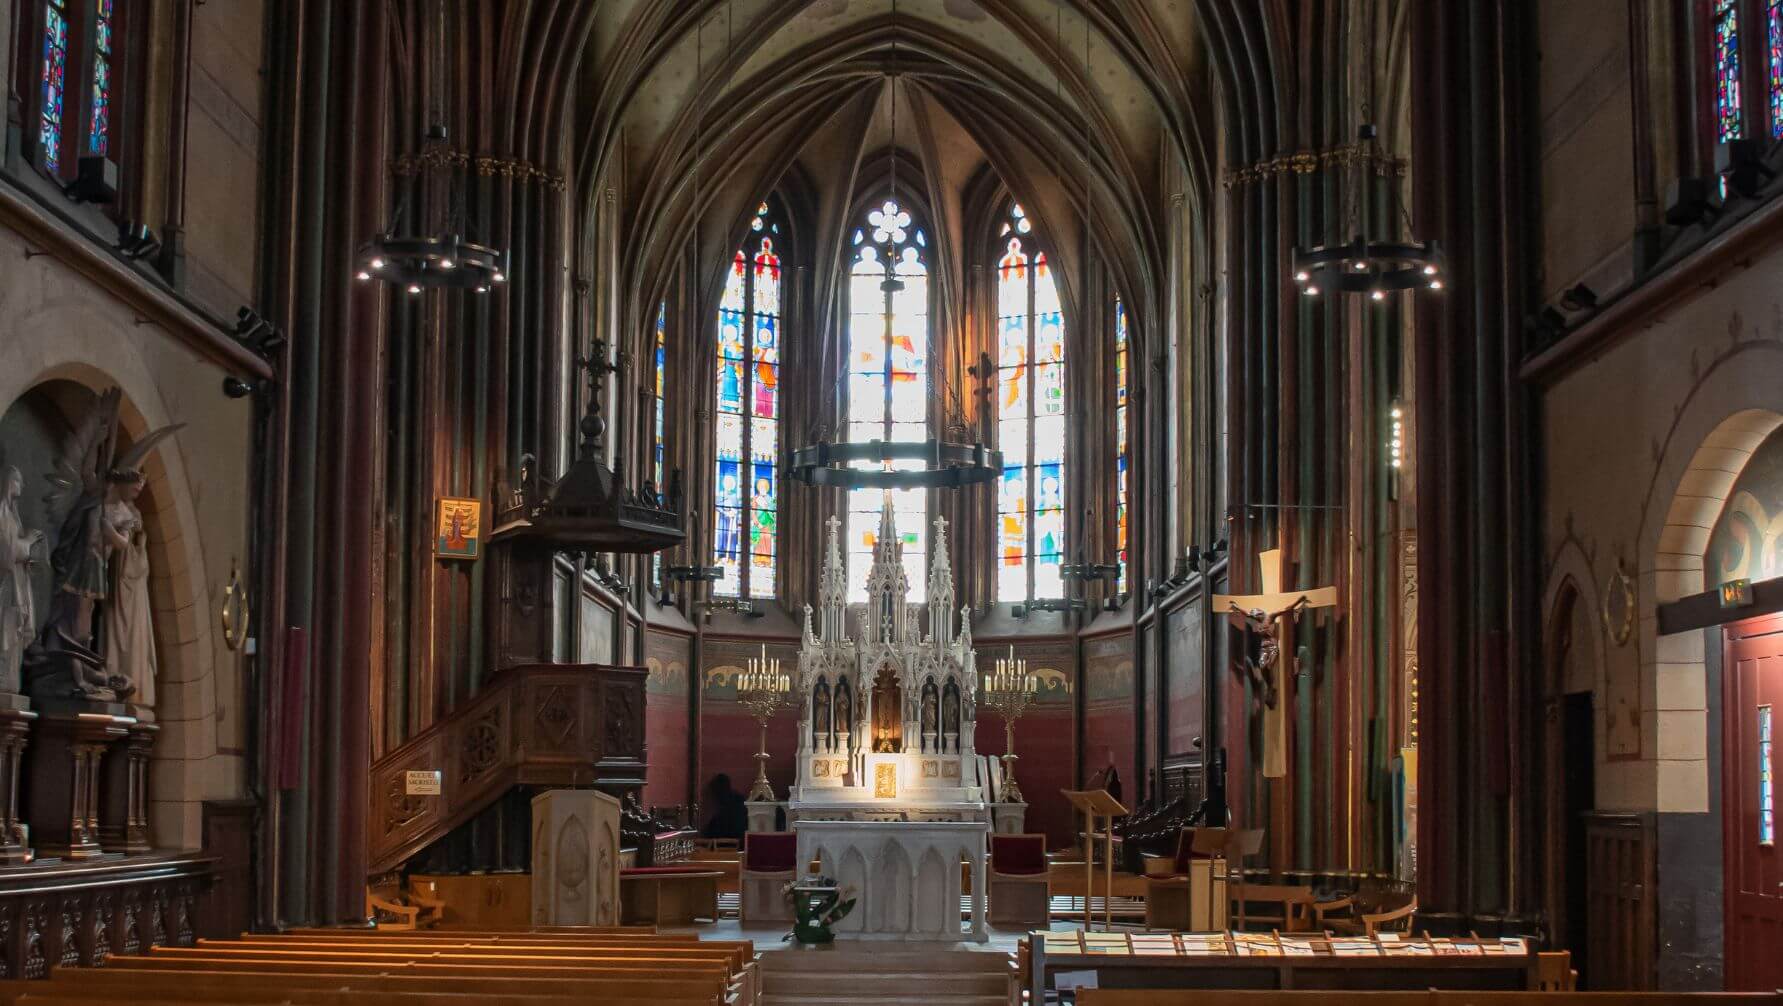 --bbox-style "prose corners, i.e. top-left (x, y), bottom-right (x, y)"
top-left (620, 867), bottom-right (723, 924)
top-left (1076, 993), bottom-right (1783, 1006)
top-left (0, 926), bottom-right (762, 1006)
